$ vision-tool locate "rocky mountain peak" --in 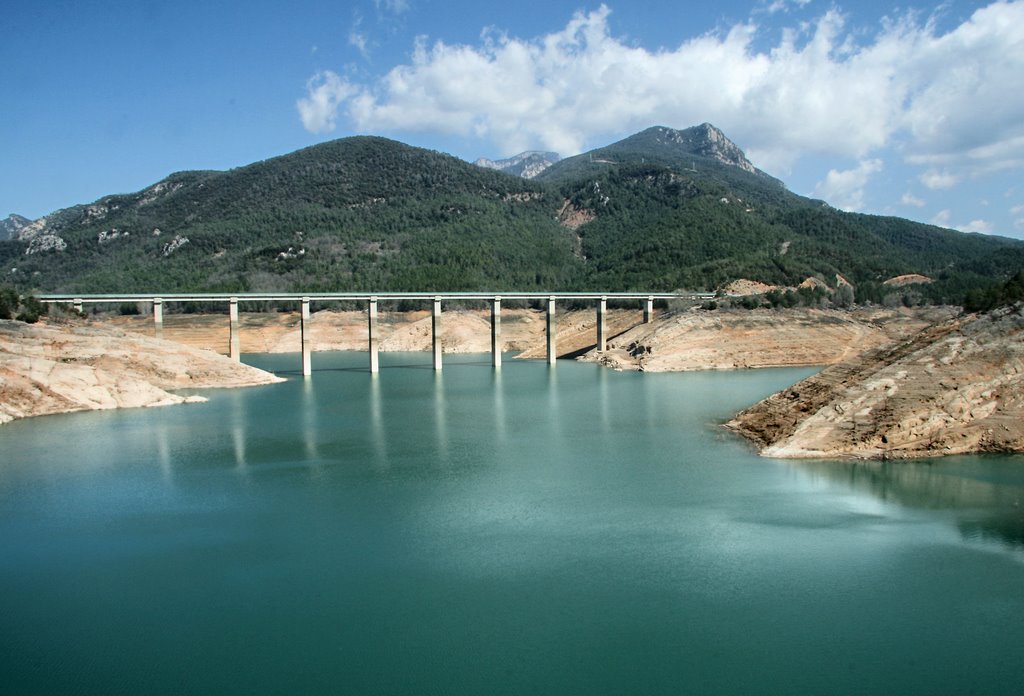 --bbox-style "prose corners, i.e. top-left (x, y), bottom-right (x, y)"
top-left (0, 214), bottom-right (32, 241)
top-left (645, 124), bottom-right (756, 174)
top-left (475, 151), bottom-right (561, 179)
